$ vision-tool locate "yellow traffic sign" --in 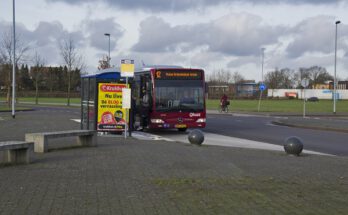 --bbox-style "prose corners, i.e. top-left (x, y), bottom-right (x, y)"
top-left (121, 59), bottom-right (134, 77)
